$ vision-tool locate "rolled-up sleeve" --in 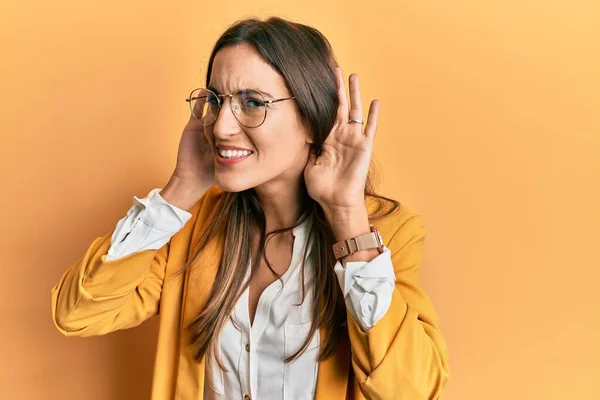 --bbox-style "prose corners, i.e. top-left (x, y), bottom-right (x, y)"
top-left (106, 188), bottom-right (192, 261)
top-left (334, 247), bottom-right (395, 331)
